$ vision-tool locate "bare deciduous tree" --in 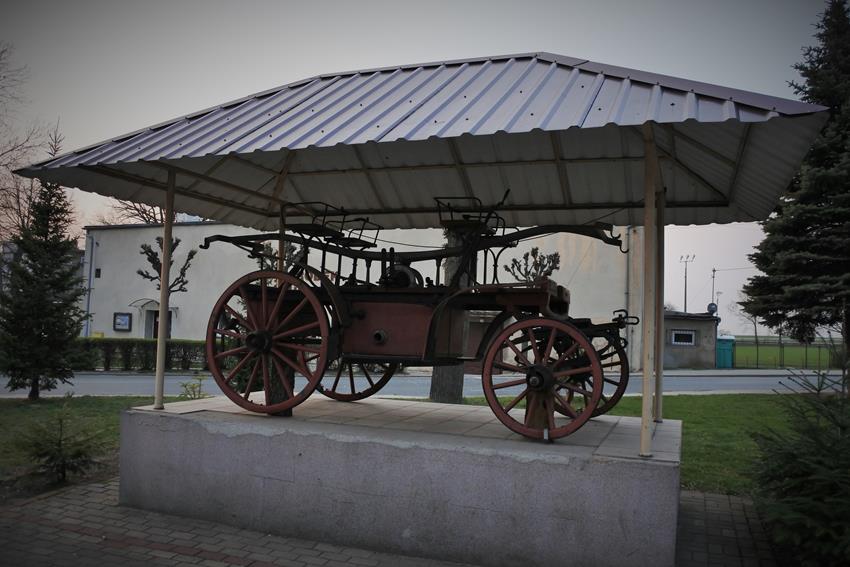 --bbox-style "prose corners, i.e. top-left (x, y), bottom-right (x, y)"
top-left (137, 237), bottom-right (197, 296)
top-left (106, 199), bottom-right (175, 225)
top-left (0, 42), bottom-right (44, 240)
